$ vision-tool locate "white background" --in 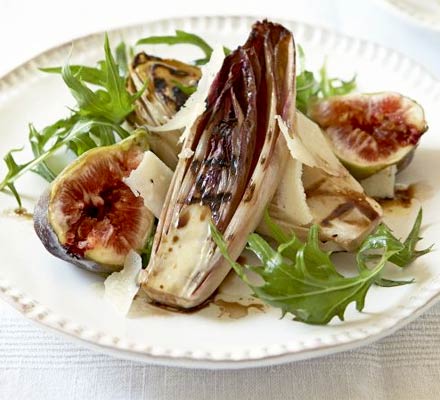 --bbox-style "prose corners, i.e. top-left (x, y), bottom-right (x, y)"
top-left (1, 0), bottom-right (439, 77)
top-left (1, 0), bottom-right (440, 399)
